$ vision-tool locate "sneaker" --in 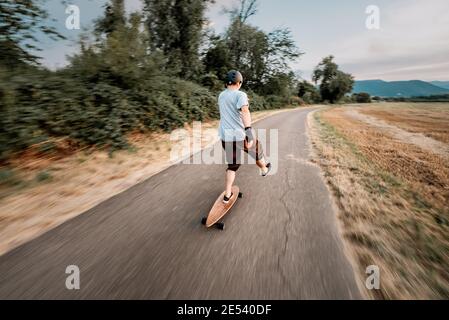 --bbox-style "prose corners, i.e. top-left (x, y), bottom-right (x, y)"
top-left (261, 163), bottom-right (272, 176)
top-left (223, 192), bottom-right (233, 204)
